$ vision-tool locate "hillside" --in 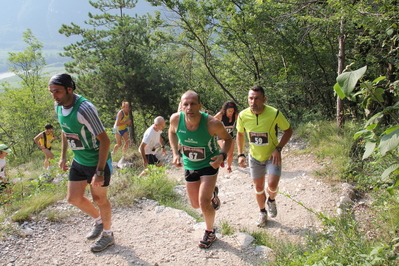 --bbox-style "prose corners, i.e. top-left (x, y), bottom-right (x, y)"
top-left (0, 144), bottom-right (364, 265)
